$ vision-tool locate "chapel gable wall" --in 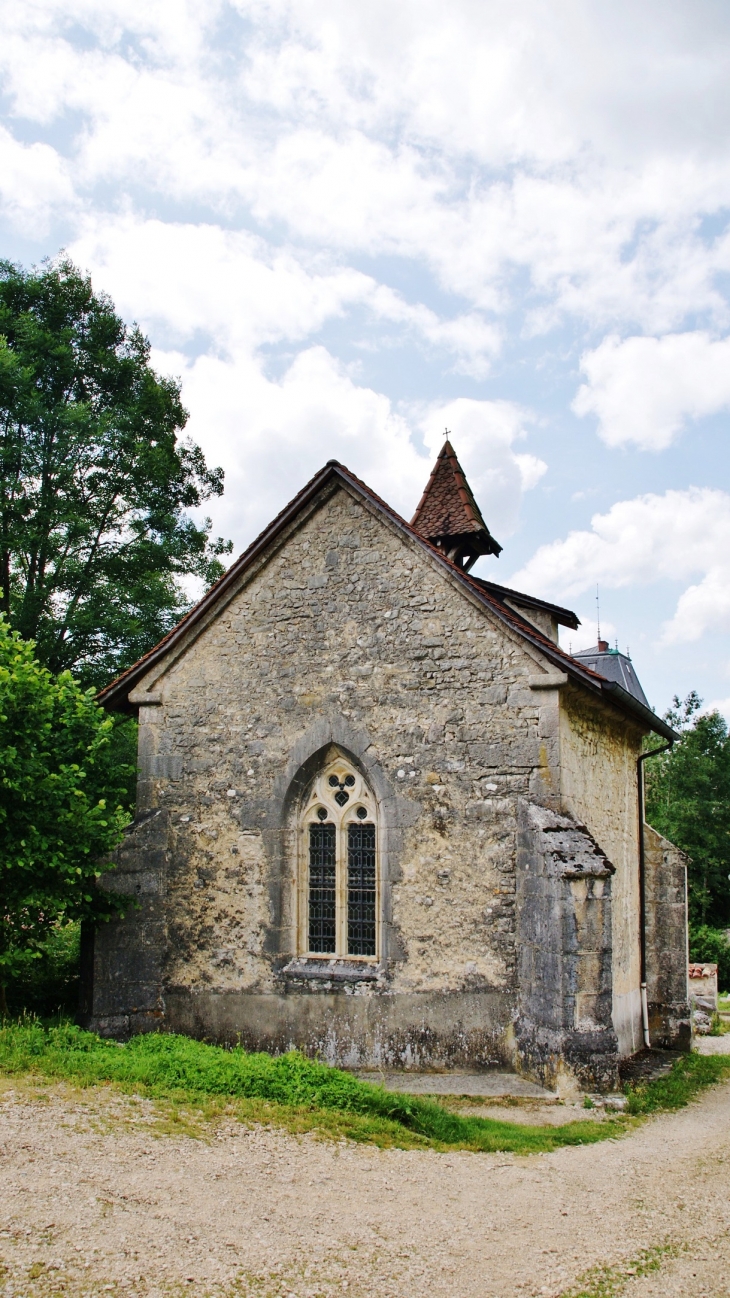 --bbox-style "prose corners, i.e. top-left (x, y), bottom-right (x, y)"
top-left (90, 483), bottom-right (562, 1068)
